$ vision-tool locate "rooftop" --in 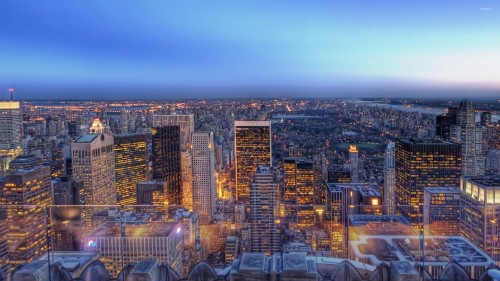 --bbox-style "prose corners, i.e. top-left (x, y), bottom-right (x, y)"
top-left (74, 134), bottom-right (99, 143)
top-left (424, 186), bottom-right (460, 194)
top-left (464, 176), bottom-right (500, 187)
top-left (87, 221), bottom-right (179, 238)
